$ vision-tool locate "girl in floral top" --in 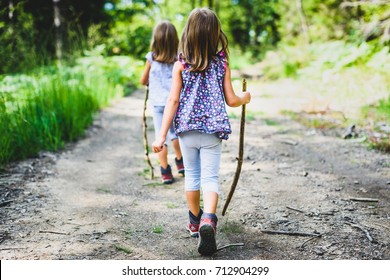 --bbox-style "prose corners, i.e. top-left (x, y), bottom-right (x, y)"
top-left (140, 21), bottom-right (184, 184)
top-left (152, 8), bottom-right (251, 256)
